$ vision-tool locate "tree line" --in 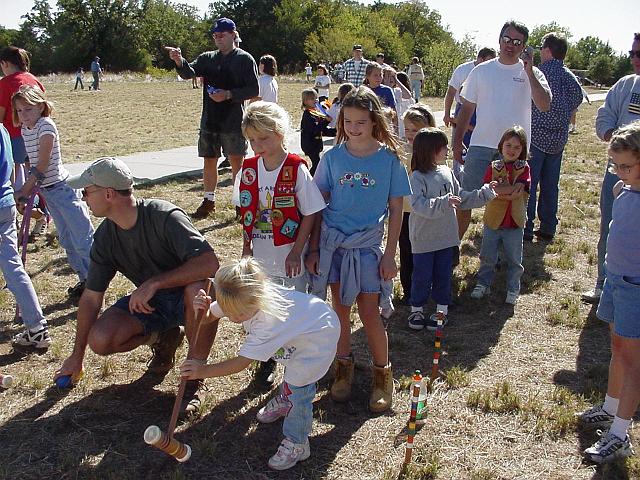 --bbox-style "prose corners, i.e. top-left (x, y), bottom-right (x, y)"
top-left (0, 1), bottom-right (632, 95)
